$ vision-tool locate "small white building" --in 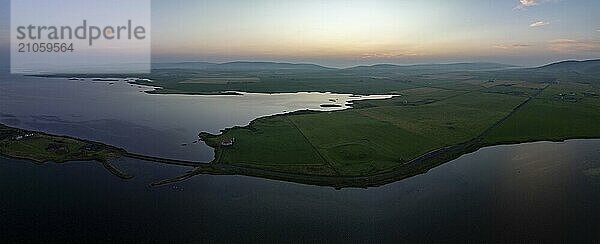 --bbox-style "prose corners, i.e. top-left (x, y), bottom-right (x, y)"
top-left (221, 138), bottom-right (236, 147)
